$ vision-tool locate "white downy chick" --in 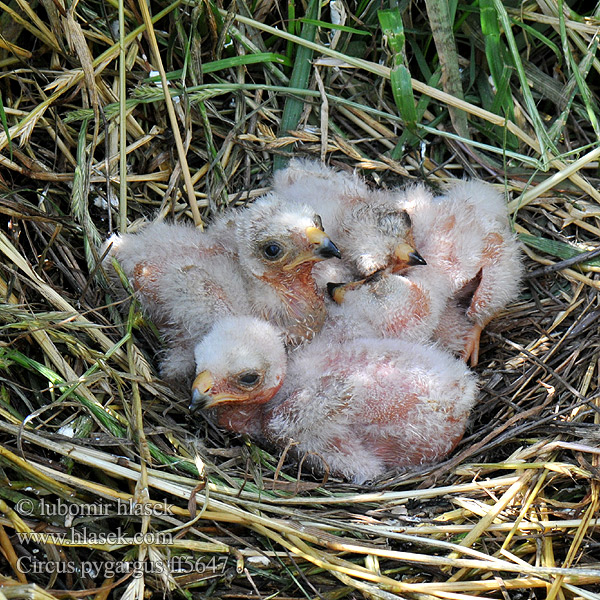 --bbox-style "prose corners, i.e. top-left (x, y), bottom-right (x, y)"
top-left (103, 197), bottom-right (340, 378)
top-left (273, 159), bottom-right (426, 280)
top-left (192, 316), bottom-right (478, 484)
